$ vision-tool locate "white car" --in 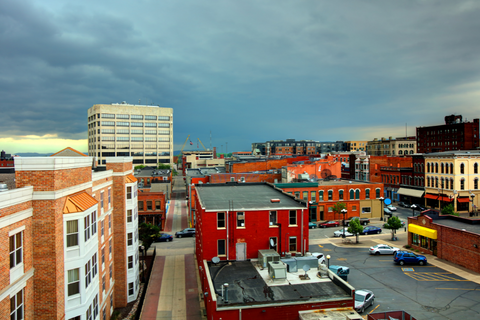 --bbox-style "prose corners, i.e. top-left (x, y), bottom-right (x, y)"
top-left (386, 205), bottom-right (397, 211)
top-left (369, 244), bottom-right (399, 255)
top-left (333, 228), bottom-right (354, 237)
top-left (355, 289), bottom-right (375, 313)
top-left (311, 252), bottom-right (326, 265)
